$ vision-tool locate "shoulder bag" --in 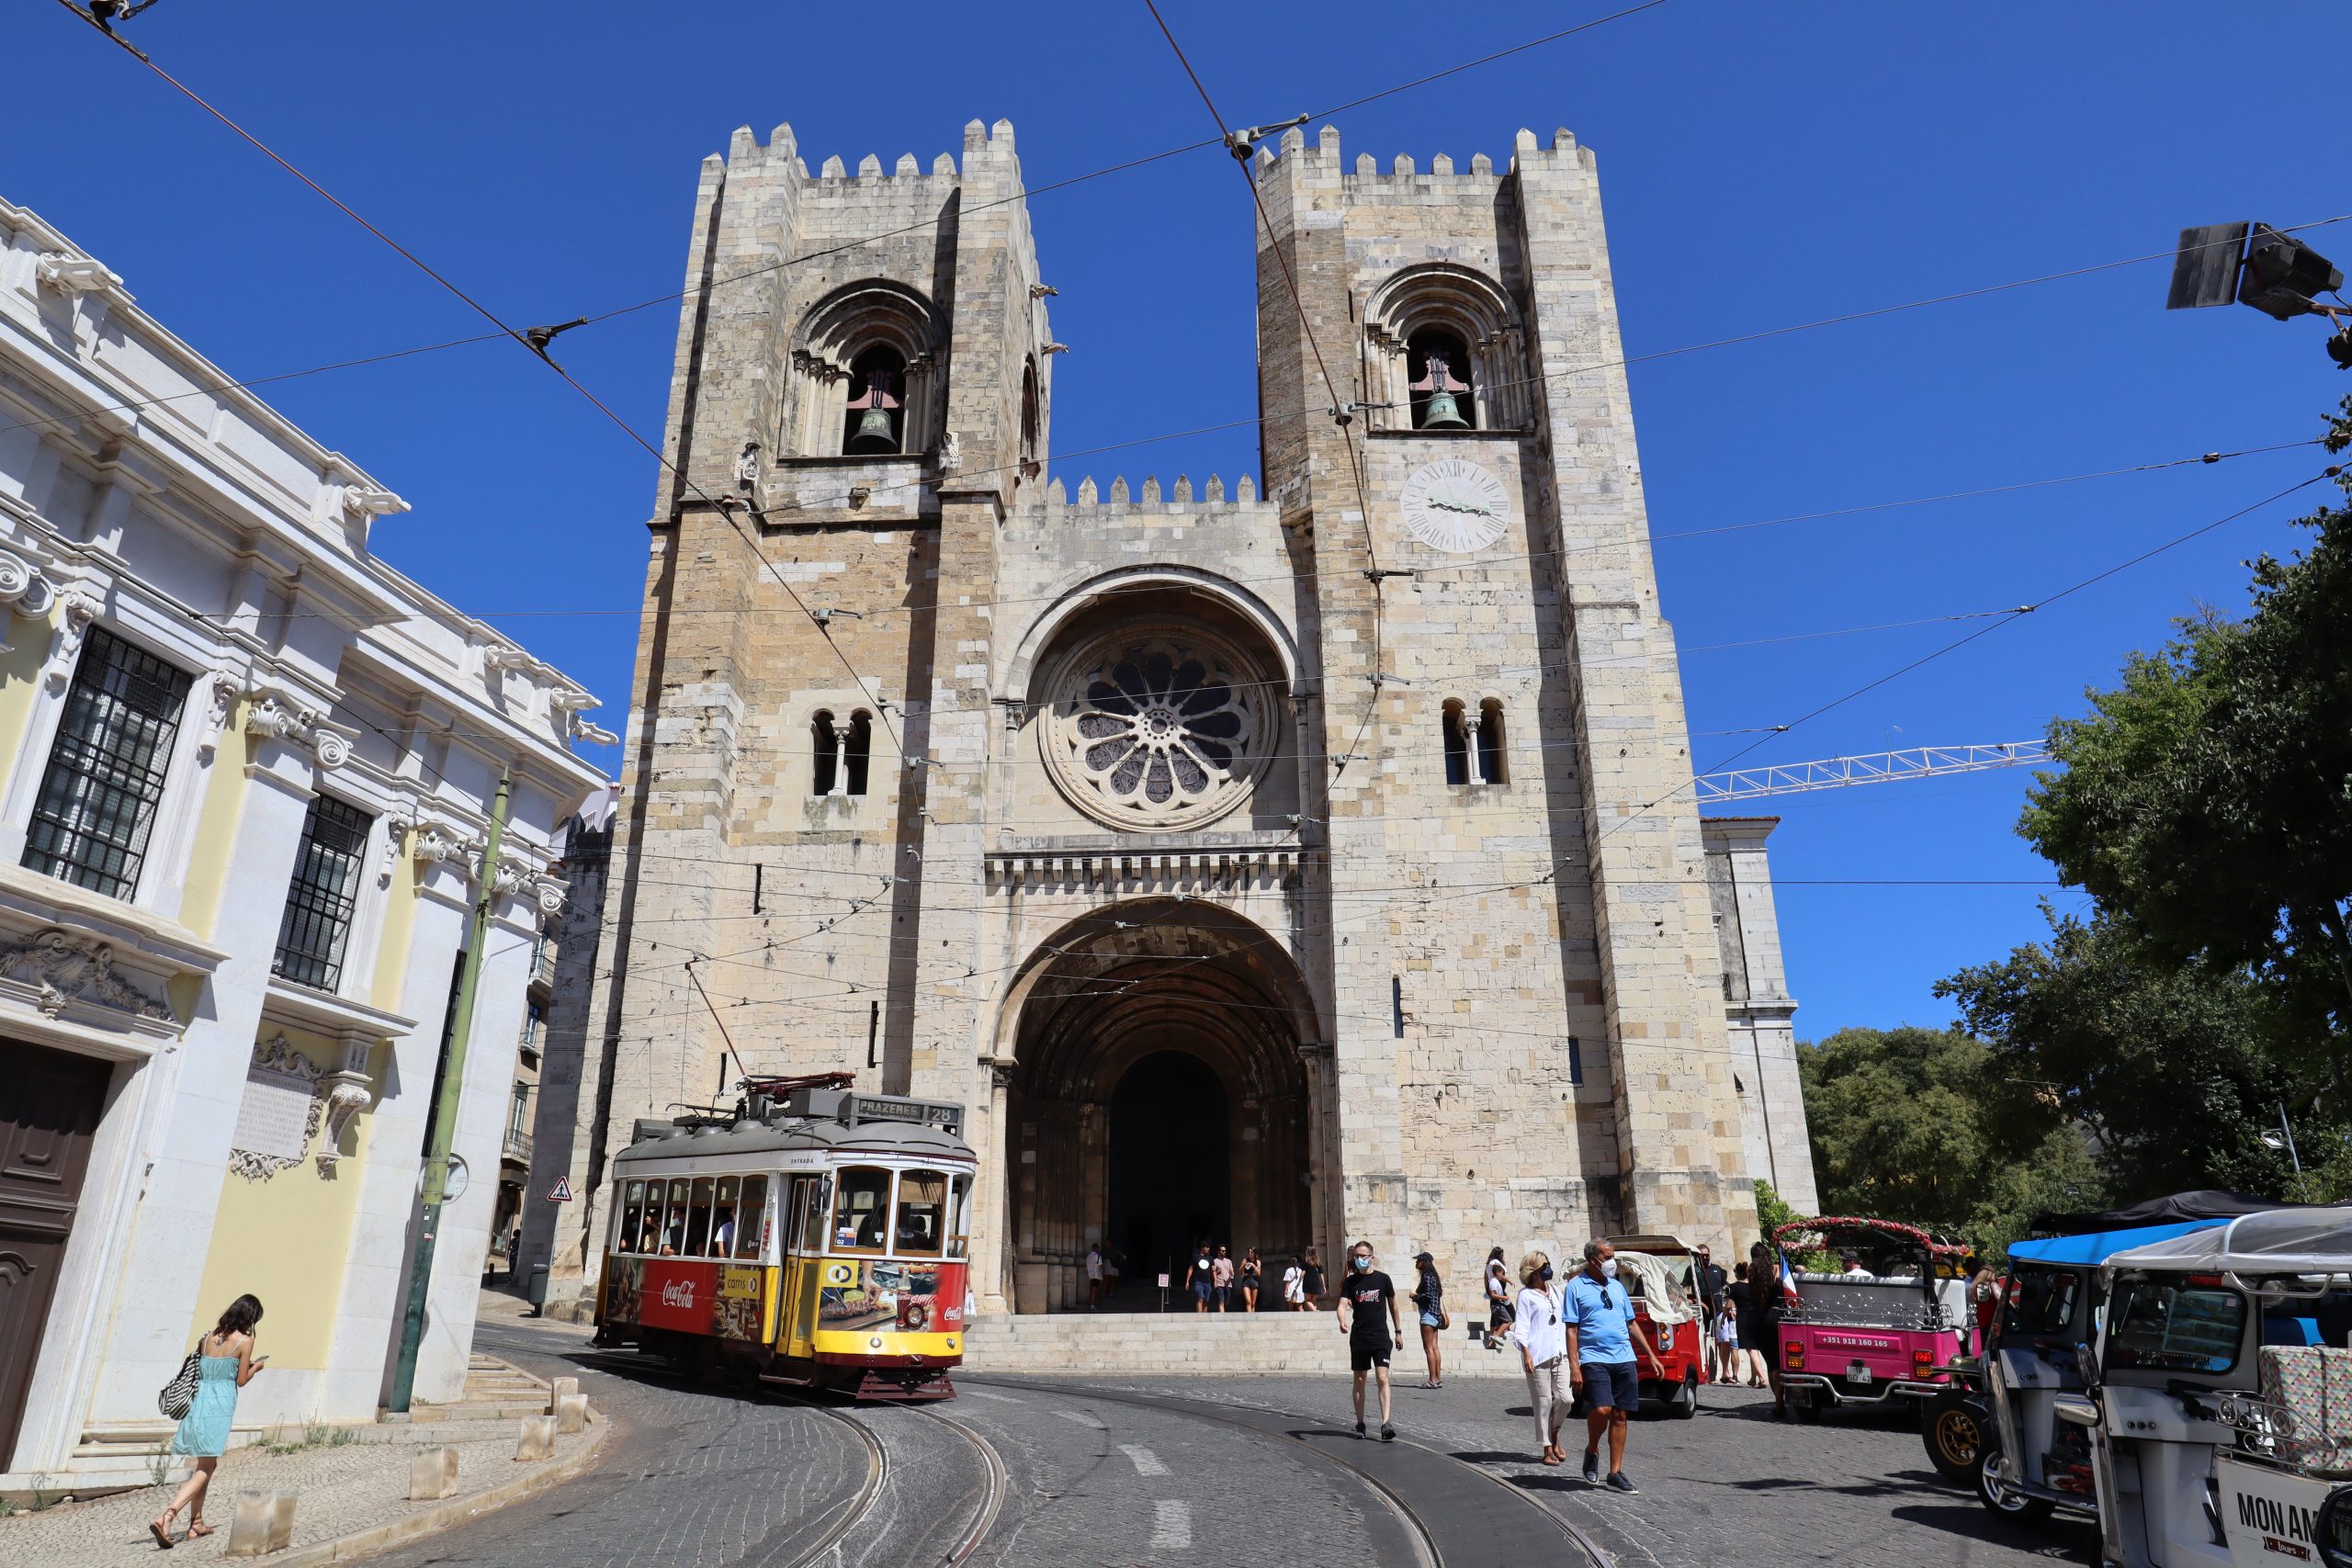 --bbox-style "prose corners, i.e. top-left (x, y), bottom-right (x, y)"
top-left (158, 1349), bottom-right (203, 1421)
